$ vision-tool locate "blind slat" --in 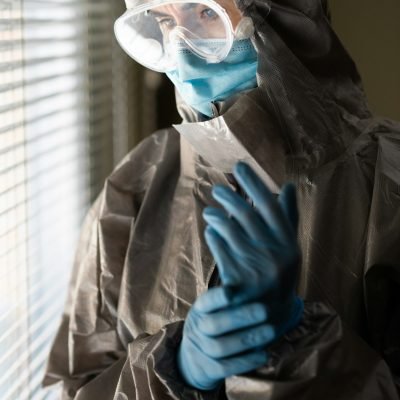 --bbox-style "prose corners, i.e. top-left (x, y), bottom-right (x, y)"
top-left (0, 307), bottom-right (65, 399)
top-left (1, 0), bottom-right (125, 397)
